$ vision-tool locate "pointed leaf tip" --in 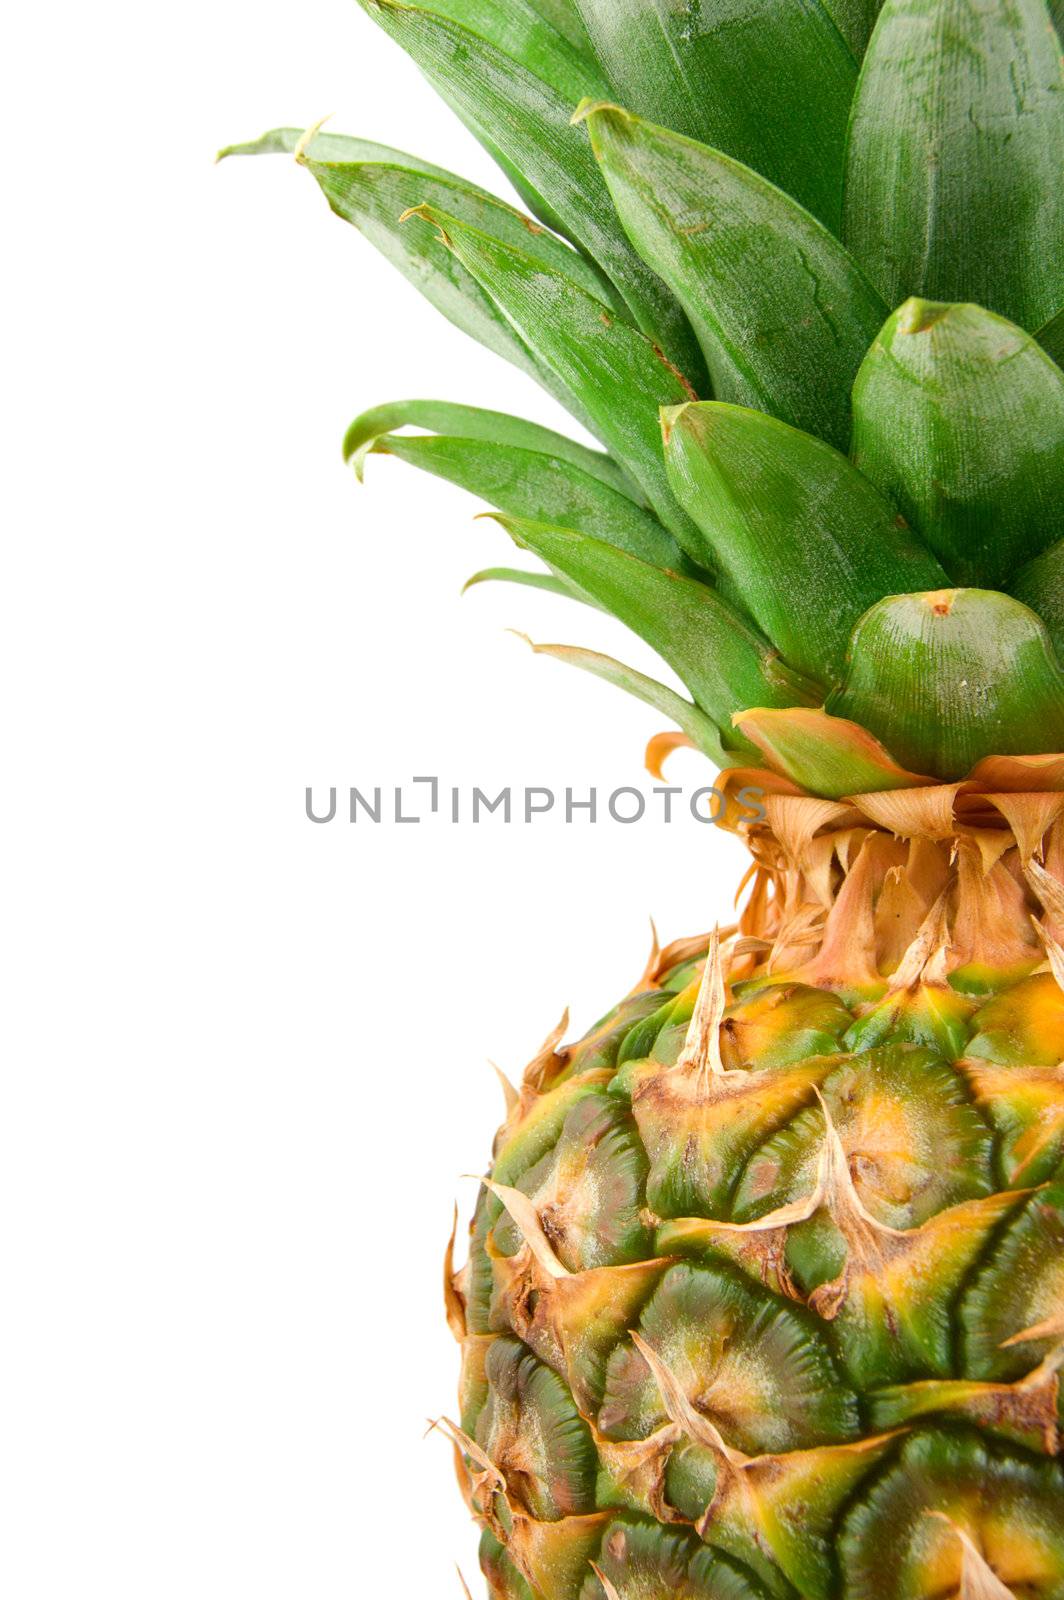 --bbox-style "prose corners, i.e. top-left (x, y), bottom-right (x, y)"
top-left (346, 400), bottom-right (687, 572)
top-left (570, 97), bottom-right (625, 129)
top-left (260, 136), bottom-right (617, 423)
top-left (528, 641), bottom-right (732, 767)
top-left (462, 569), bottom-right (585, 605)
top-left (894, 298), bottom-right (952, 336)
top-left (401, 201), bottom-right (443, 237)
top-left (342, 400), bottom-right (634, 496)
top-left (294, 116), bottom-right (333, 165)
top-left (487, 513), bottom-right (815, 741)
top-left (659, 402), bottom-right (691, 447)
